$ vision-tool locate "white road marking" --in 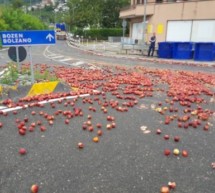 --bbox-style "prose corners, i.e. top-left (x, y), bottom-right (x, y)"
top-left (59, 58), bottom-right (73, 62)
top-left (46, 54), bottom-right (58, 57)
top-left (0, 106), bottom-right (6, 110)
top-left (0, 69), bottom-right (7, 76)
top-left (72, 61), bottom-right (85, 66)
top-left (51, 55), bottom-right (65, 59)
top-left (1, 93), bottom-right (90, 113)
top-left (43, 45), bottom-right (87, 67)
